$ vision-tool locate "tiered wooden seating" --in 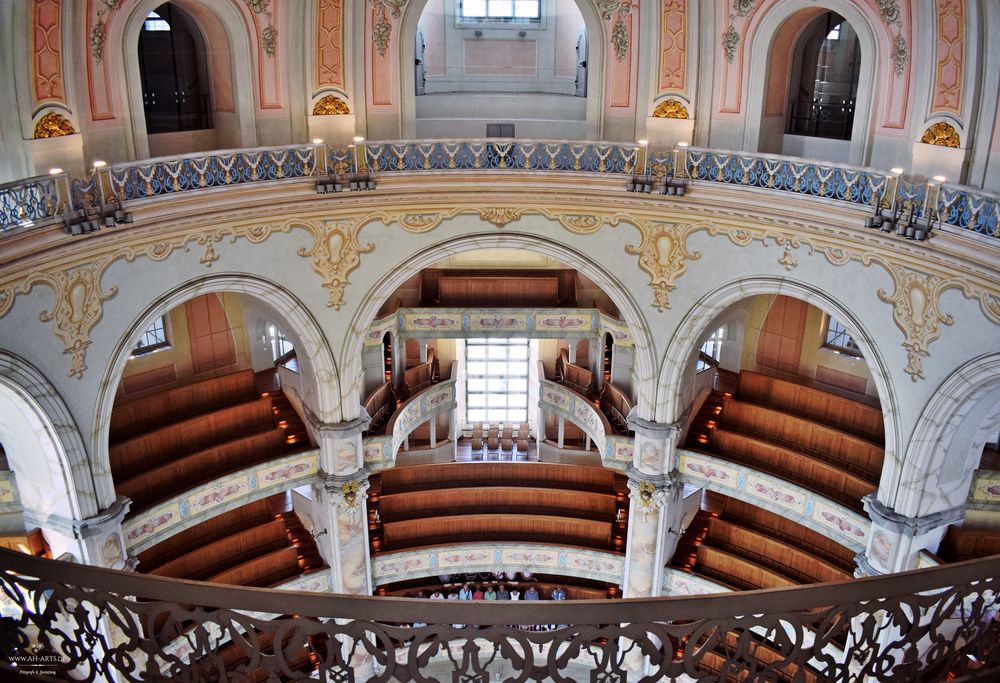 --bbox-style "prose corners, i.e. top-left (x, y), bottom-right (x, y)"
top-left (401, 350), bottom-right (438, 398)
top-left (150, 520), bottom-right (289, 580)
top-left (378, 462), bottom-right (617, 496)
top-left (500, 424), bottom-right (513, 452)
top-left (939, 526), bottom-right (1000, 563)
top-left (705, 519), bottom-right (850, 584)
top-left (600, 383), bottom-right (632, 433)
top-left (709, 429), bottom-right (874, 510)
top-left (721, 398), bottom-right (882, 481)
top-left (556, 350), bottom-right (593, 397)
top-left (207, 546), bottom-right (302, 588)
top-left (382, 514), bottom-right (612, 549)
top-left (197, 629), bottom-right (317, 682)
top-left (471, 423), bottom-right (484, 452)
top-left (693, 546), bottom-right (796, 591)
top-left (698, 631), bottom-right (819, 683)
top-left (378, 487), bottom-right (616, 522)
top-left (737, 370), bottom-right (883, 443)
top-left (109, 369), bottom-right (257, 444)
top-left (486, 424), bottom-right (500, 452)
